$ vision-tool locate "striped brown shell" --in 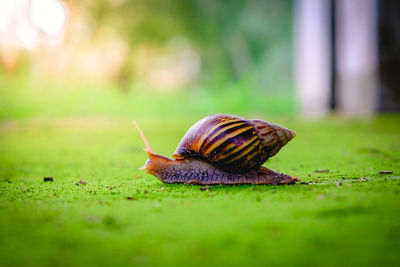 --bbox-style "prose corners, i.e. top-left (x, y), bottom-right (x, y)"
top-left (173, 114), bottom-right (296, 173)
